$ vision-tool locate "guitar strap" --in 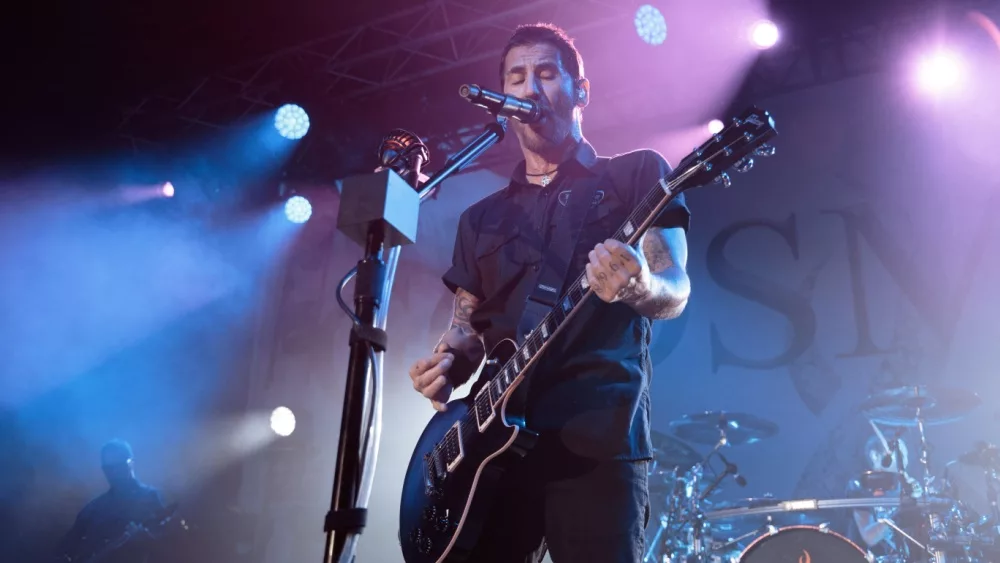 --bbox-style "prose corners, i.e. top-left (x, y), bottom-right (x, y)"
top-left (515, 157), bottom-right (611, 346)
